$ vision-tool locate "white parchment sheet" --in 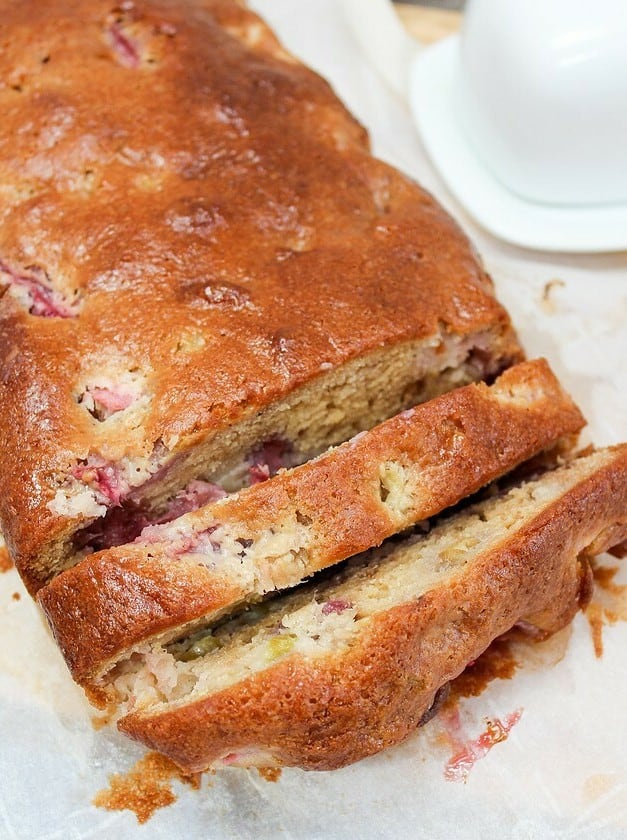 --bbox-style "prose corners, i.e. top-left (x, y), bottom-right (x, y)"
top-left (1, 2), bottom-right (626, 838)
